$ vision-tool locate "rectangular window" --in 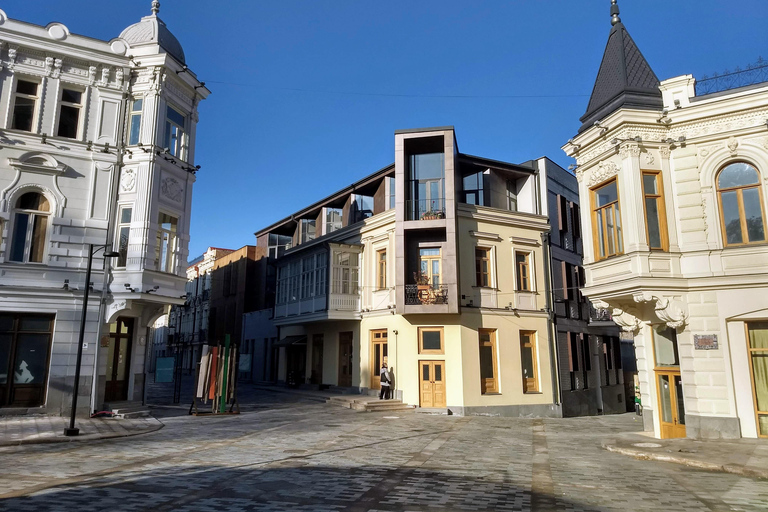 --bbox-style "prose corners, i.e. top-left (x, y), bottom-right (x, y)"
top-left (568, 332), bottom-right (579, 390)
top-left (331, 250), bottom-right (359, 294)
top-left (301, 255), bottom-right (315, 299)
top-left (557, 195), bottom-right (568, 231)
top-left (515, 252), bottom-right (531, 291)
top-left (571, 202), bottom-right (581, 239)
top-left (268, 233), bottom-right (292, 259)
top-left (506, 179), bottom-right (518, 211)
top-left (325, 208), bottom-right (343, 234)
top-left (12, 79), bottom-right (39, 132)
top-left (653, 326), bottom-right (679, 367)
top-left (116, 206), bottom-right (132, 267)
top-left (352, 195), bottom-right (374, 223)
top-left (377, 250), bottom-right (387, 290)
top-left (419, 248), bottom-right (441, 287)
top-left (408, 152), bottom-right (445, 220)
top-left (300, 219), bottom-right (316, 243)
top-left (642, 171), bottom-right (668, 251)
top-left (128, 98), bottom-right (143, 145)
top-left (561, 261), bottom-right (572, 301)
top-left (314, 253), bottom-right (327, 296)
top-left (276, 265), bottom-right (289, 304)
top-left (581, 334), bottom-right (591, 389)
top-left (520, 331), bottom-right (539, 393)
top-left (479, 329), bottom-right (498, 394)
top-left (56, 88), bottom-right (83, 139)
top-left (164, 105), bottom-right (185, 157)
top-left (592, 179), bottom-right (623, 259)
top-left (0, 313), bottom-right (54, 407)
top-left (462, 170), bottom-right (487, 206)
top-left (155, 213), bottom-right (178, 273)
top-left (418, 327), bottom-right (444, 354)
top-left (475, 247), bottom-right (491, 287)
top-left (387, 176), bottom-right (396, 210)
